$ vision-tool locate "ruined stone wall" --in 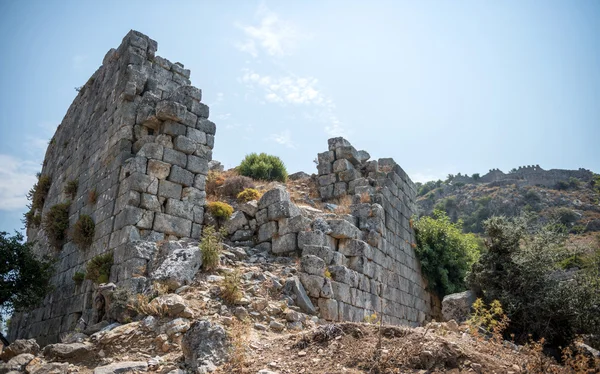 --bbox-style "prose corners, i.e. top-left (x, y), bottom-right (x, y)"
top-left (453, 166), bottom-right (593, 187)
top-left (9, 31), bottom-right (215, 345)
top-left (305, 138), bottom-right (437, 326)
